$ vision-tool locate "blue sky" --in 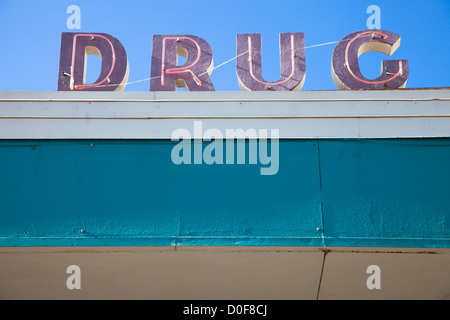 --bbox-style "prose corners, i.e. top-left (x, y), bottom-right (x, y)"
top-left (0, 0), bottom-right (449, 91)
